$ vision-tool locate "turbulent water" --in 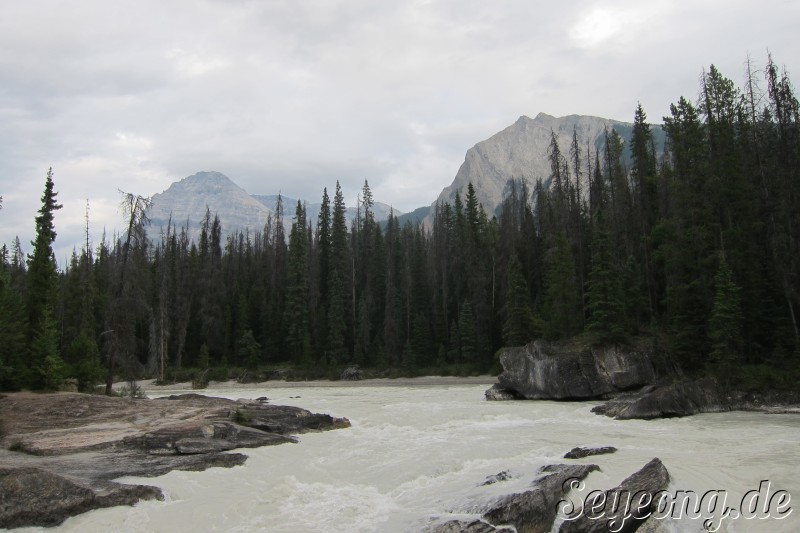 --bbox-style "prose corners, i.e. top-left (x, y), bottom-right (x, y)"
top-left (31, 384), bottom-right (800, 532)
